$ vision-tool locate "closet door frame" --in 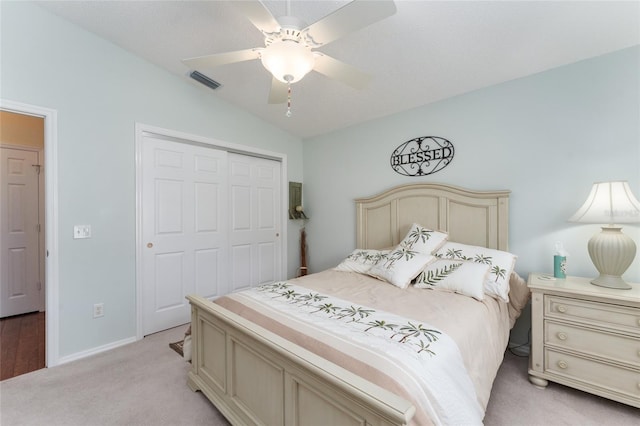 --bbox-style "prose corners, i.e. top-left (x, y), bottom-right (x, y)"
top-left (134, 123), bottom-right (288, 341)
